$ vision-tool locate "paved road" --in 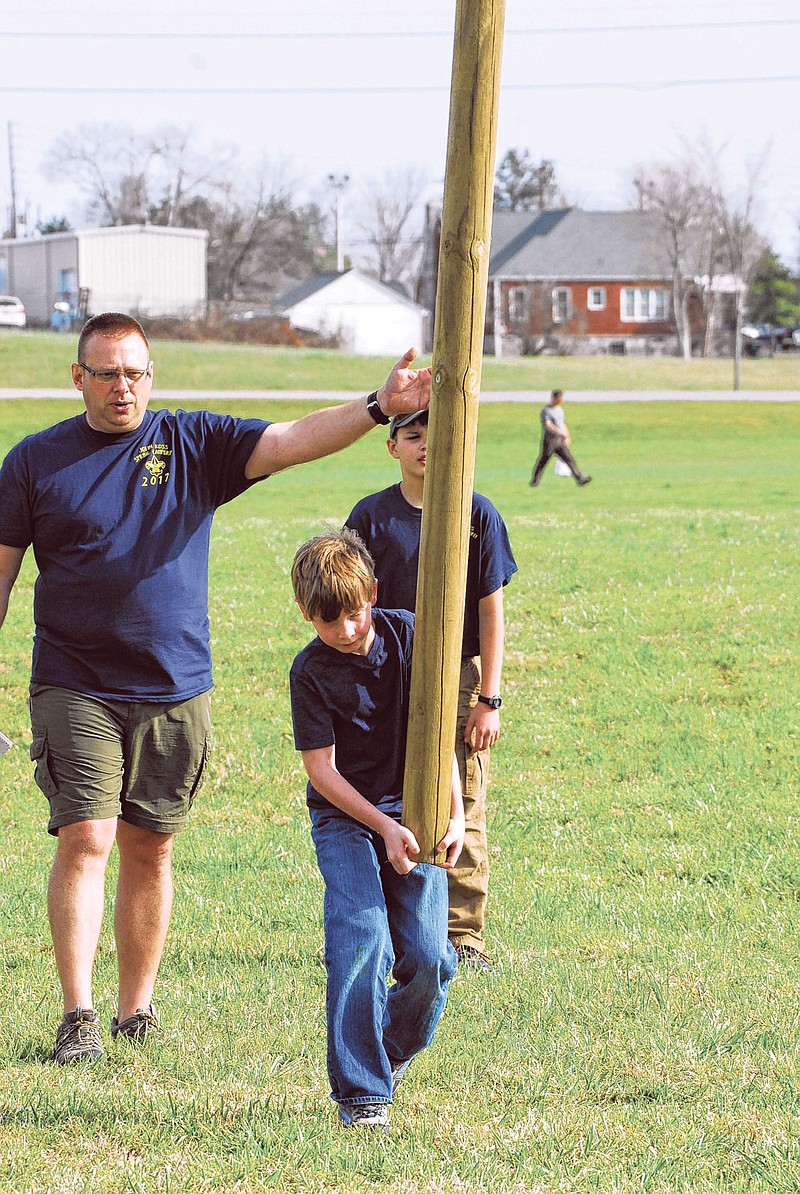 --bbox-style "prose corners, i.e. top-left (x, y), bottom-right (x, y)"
top-left (0, 388), bottom-right (797, 403)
